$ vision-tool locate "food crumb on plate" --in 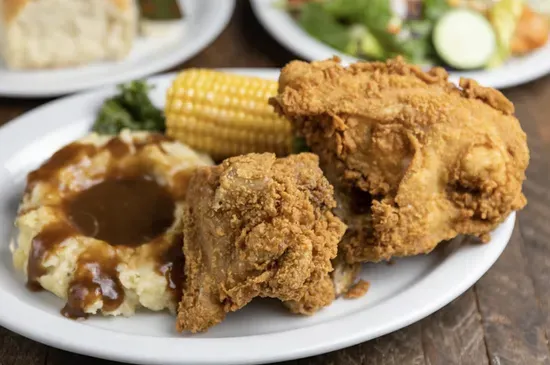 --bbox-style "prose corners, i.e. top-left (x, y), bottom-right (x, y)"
top-left (344, 280), bottom-right (370, 299)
